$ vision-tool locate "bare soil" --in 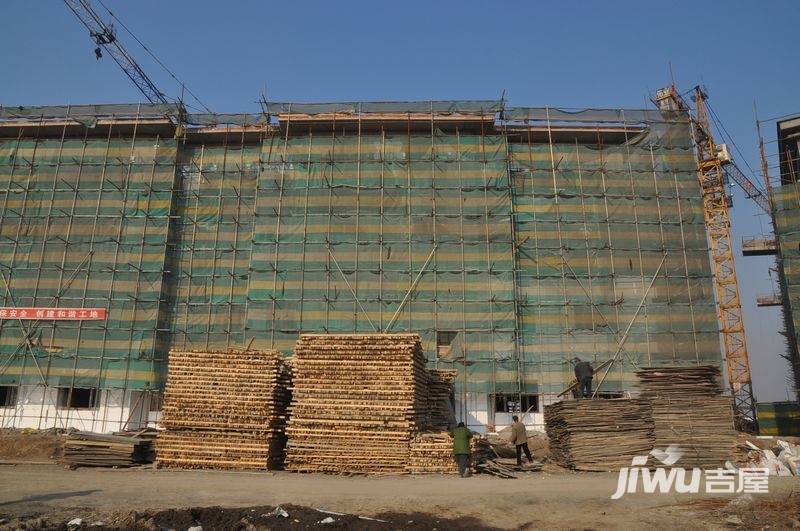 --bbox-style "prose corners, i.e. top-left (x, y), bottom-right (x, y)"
top-left (2, 504), bottom-right (499, 530)
top-left (0, 464), bottom-right (798, 530)
top-left (684, 490), bottom-right (800, 529)
top-left (0, 429), bottom-right (62, 461)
